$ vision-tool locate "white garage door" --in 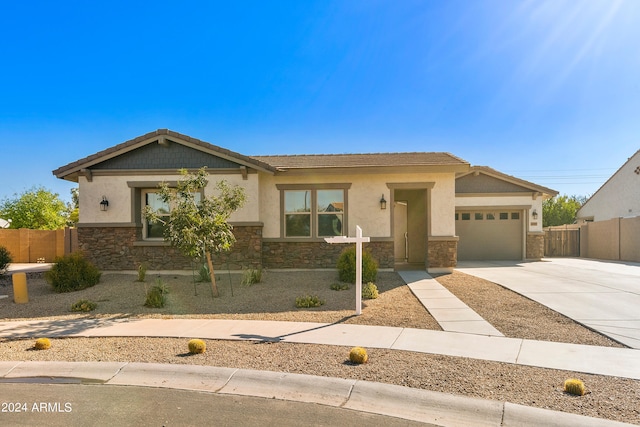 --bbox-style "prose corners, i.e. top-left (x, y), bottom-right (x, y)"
top-left (456, 210), bottom-right (523, 260)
